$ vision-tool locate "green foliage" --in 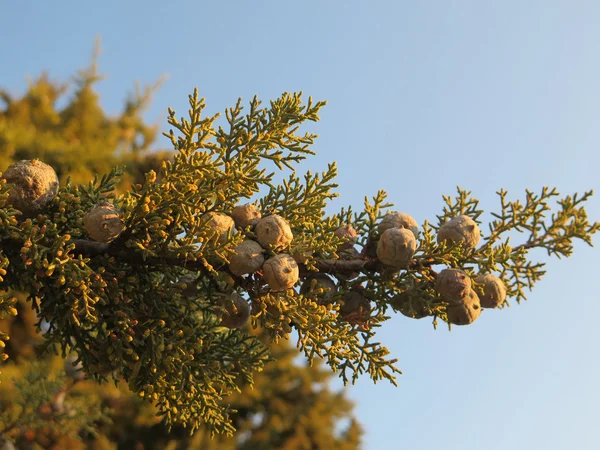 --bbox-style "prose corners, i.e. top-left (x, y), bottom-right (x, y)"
top-left (0, 79), bottom-right (598, 436)
top-left (0, 42), bottom-right (598, 443)
top-left (0, 361), bottom-right (109, 448)
top-left (0, 55), bottom-right (363, 448)
top-left (81, 330), bottom-right (362, 450)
